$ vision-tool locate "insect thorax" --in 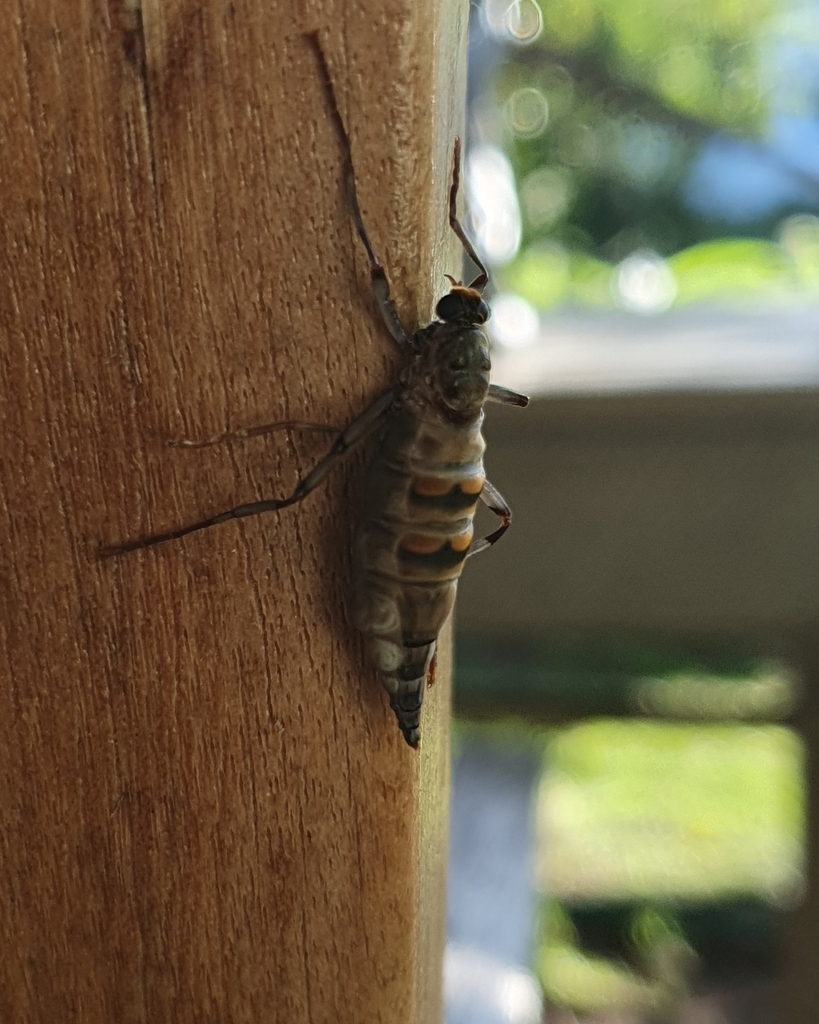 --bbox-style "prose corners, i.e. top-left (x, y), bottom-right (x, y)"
top-left (409, 321), bottom-right (492, 420)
